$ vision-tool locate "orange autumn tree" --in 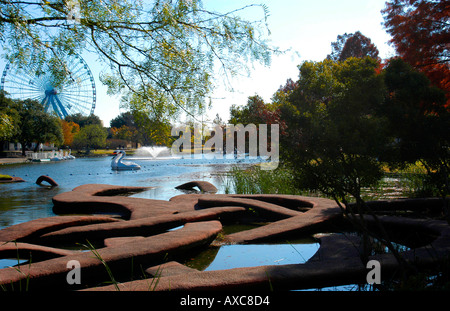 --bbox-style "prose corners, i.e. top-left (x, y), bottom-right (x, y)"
top-left (61, 120), bottom-right (80, 147)
top-left (382, 0), bottom-right (450, 105)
